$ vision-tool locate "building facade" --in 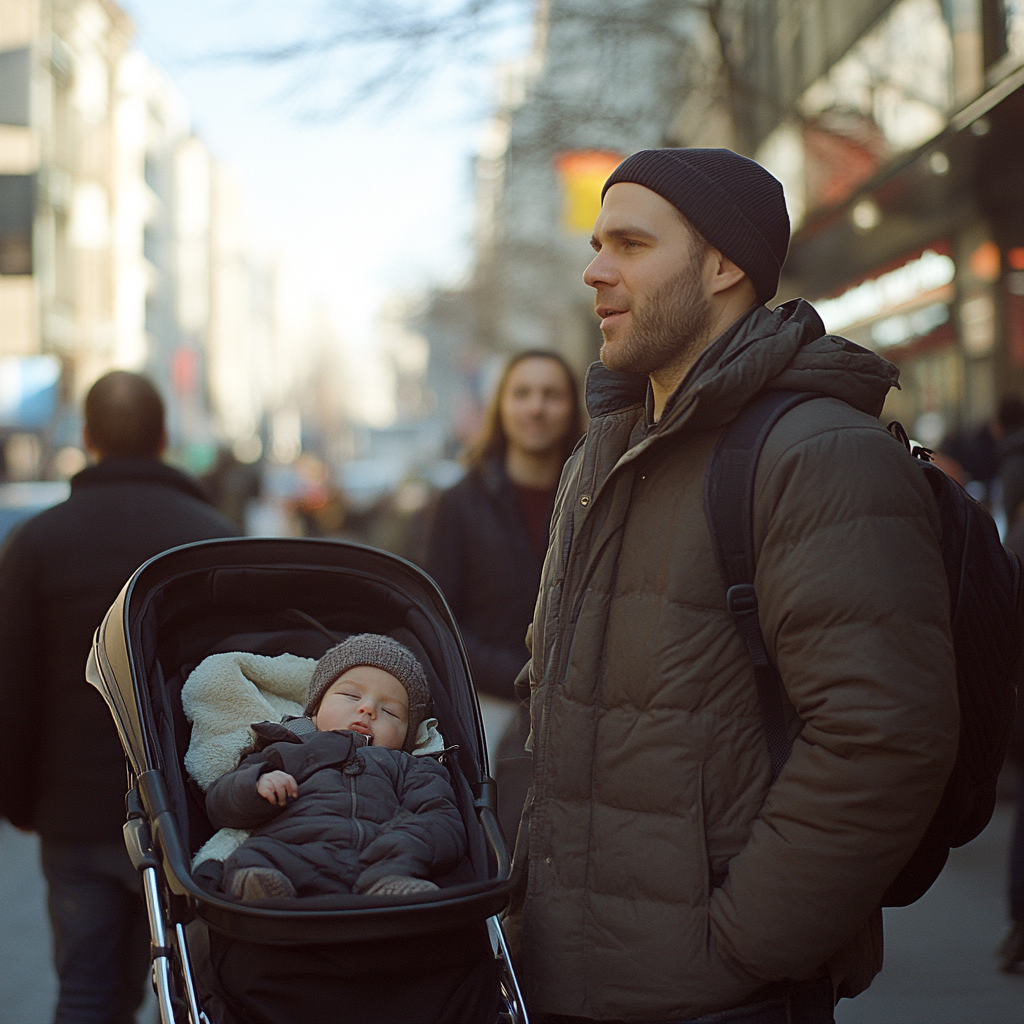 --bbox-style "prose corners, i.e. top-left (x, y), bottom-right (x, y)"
top-left (425, 0), bottom-right (1024, 458)
top-left (752, 0), bottom-right (1024, 445)
top-left (0, 0), bottom-right (276, 475)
